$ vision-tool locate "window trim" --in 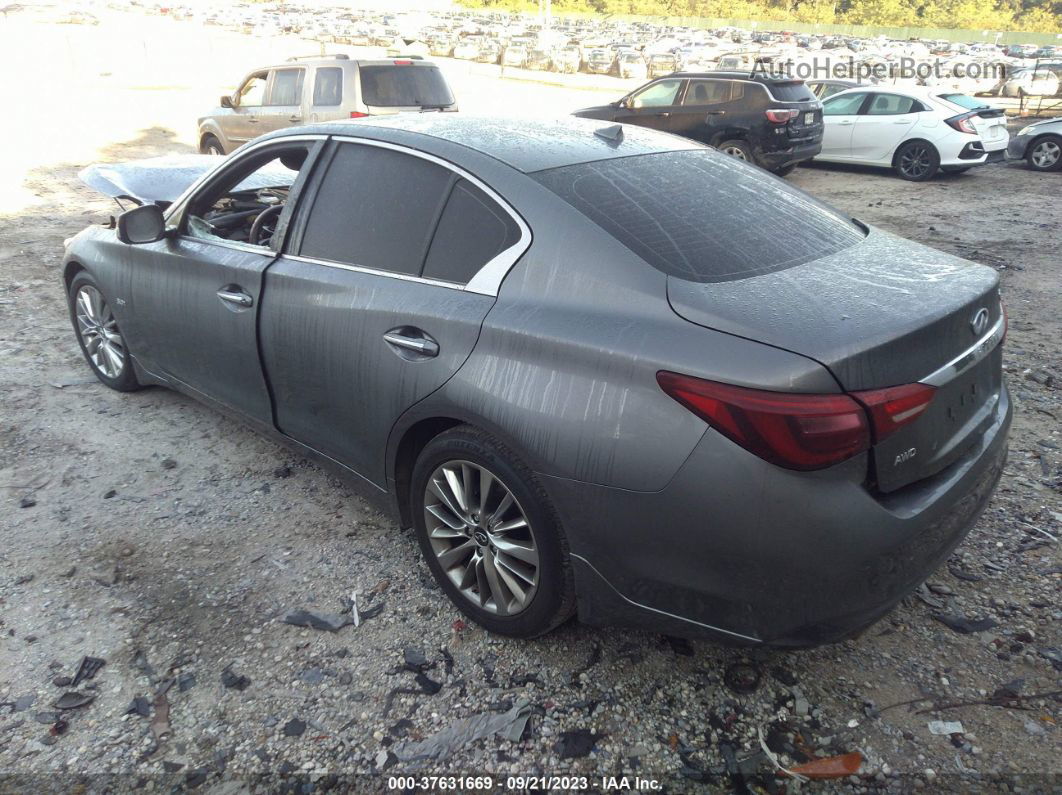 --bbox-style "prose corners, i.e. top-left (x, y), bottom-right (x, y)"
top-left (289, 136), bottom-right (531, 297)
